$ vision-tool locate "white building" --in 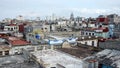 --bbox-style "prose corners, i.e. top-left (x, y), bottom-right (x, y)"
top-left (57, 21), bottom-right (67, 26)
top-left (77, 36), bottom-right (98, 47)
top-left (4, 24), bottom-right (19, 32)
top-left (88, 23), bottom-right (96, 28)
